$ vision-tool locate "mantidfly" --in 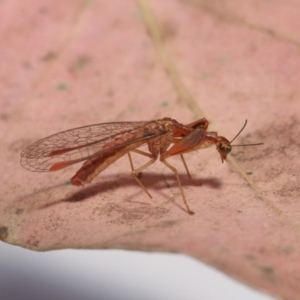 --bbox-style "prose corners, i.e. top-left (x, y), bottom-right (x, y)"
top-left (21, 118), bottom-right (262, 215)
